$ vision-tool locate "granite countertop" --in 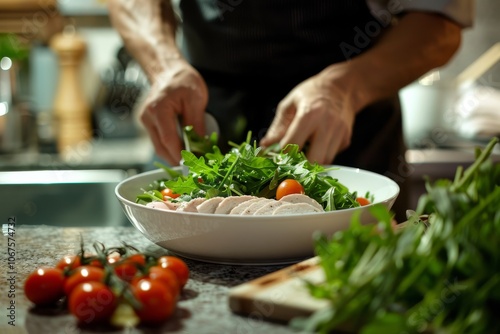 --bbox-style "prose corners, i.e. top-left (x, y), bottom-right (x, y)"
top-left (0, 225), bottom-right (303, 334)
